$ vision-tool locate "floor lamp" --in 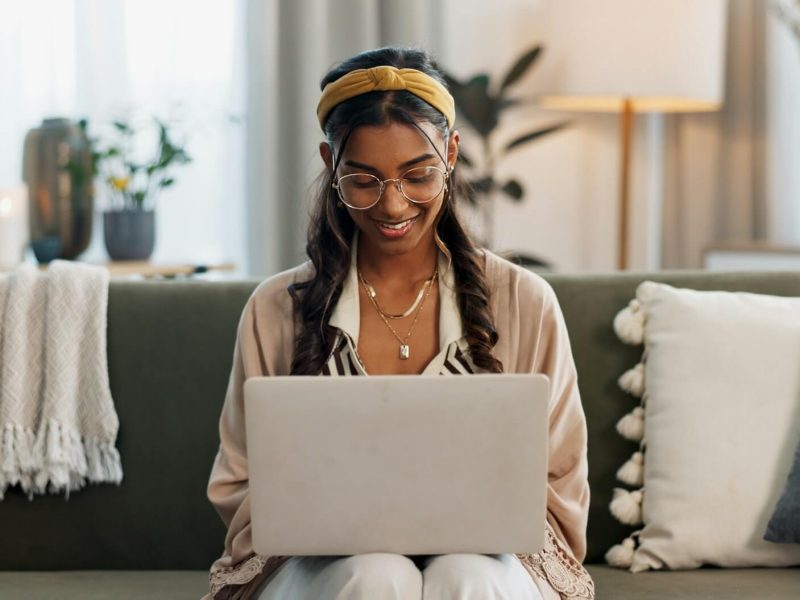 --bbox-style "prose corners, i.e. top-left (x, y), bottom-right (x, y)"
top-left (537, 0), bottom-right (728, 270)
